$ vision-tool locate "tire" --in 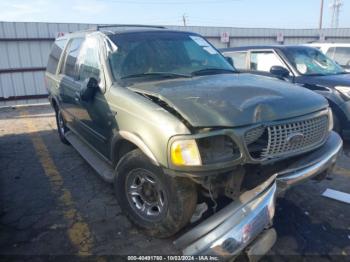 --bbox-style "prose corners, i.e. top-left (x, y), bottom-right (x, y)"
top-left (114, 149), bottom-right (197, 238)
top-left (55, 107), bottom-right (70, 145)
